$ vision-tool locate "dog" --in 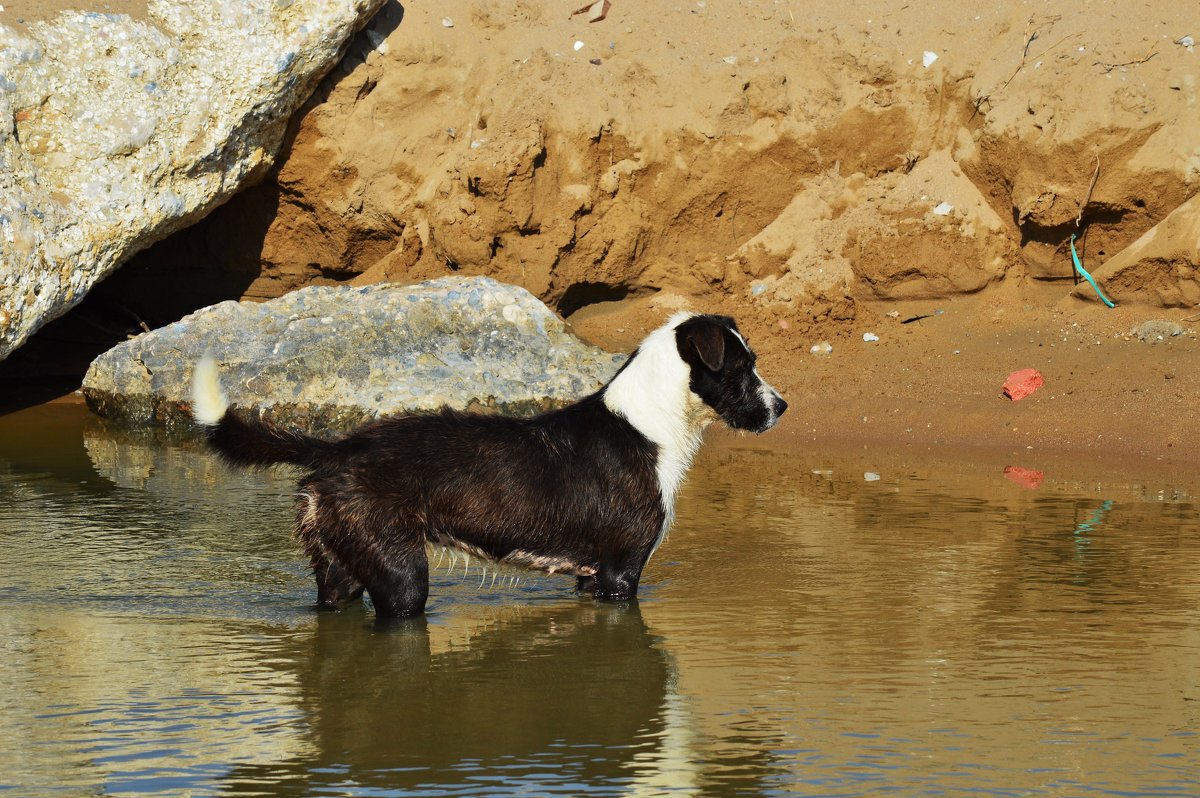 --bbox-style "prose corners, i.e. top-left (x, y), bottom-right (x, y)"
top-left (191, 311), bottom-right (786, 619)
